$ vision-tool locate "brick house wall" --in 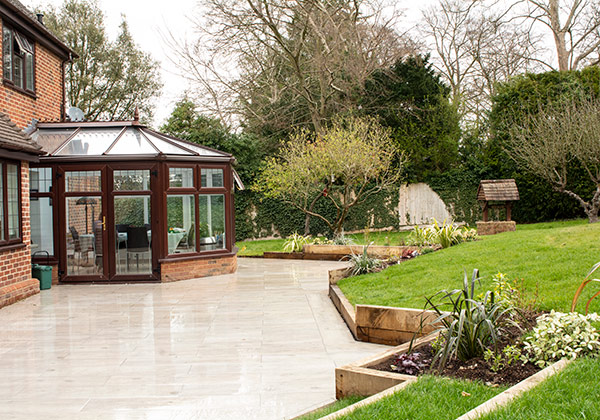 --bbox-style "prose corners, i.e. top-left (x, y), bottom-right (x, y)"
top-left (0, 6), bottom-right (69, 308)
top-left (0, 162), bottom-right (39, 308)
top-left (0, 21), bottom-right (63, 129)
